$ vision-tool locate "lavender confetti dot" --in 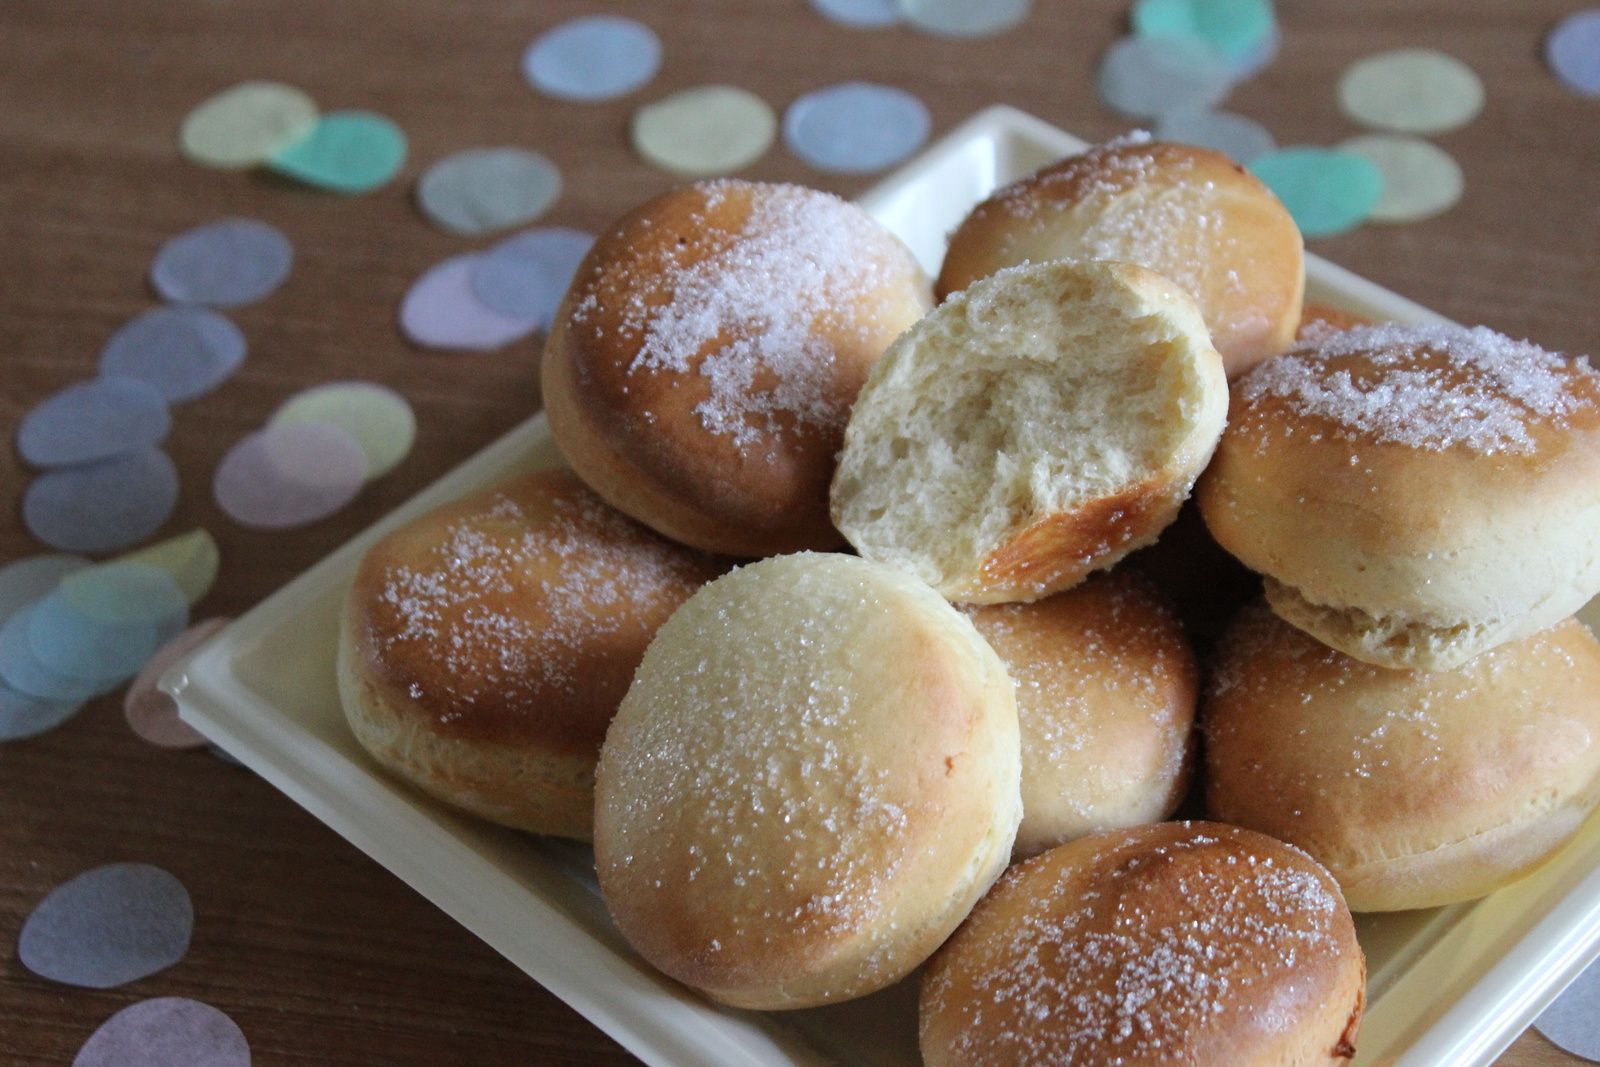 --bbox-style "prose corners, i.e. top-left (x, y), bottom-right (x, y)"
top-left (19, 863), bottom-right (193, 989)
top-left (150, 218), bottom-right (292, 308)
